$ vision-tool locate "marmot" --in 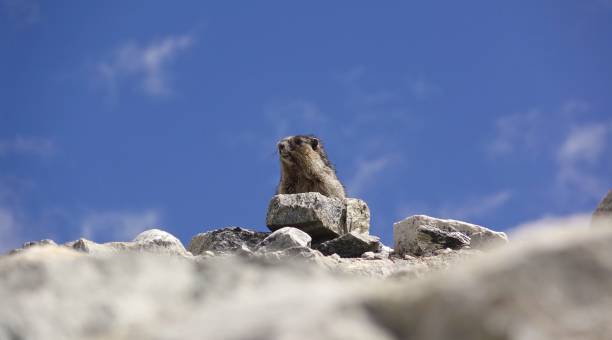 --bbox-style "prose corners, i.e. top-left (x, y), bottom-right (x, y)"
top-left (276, 135), bottom-right (346, 199)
